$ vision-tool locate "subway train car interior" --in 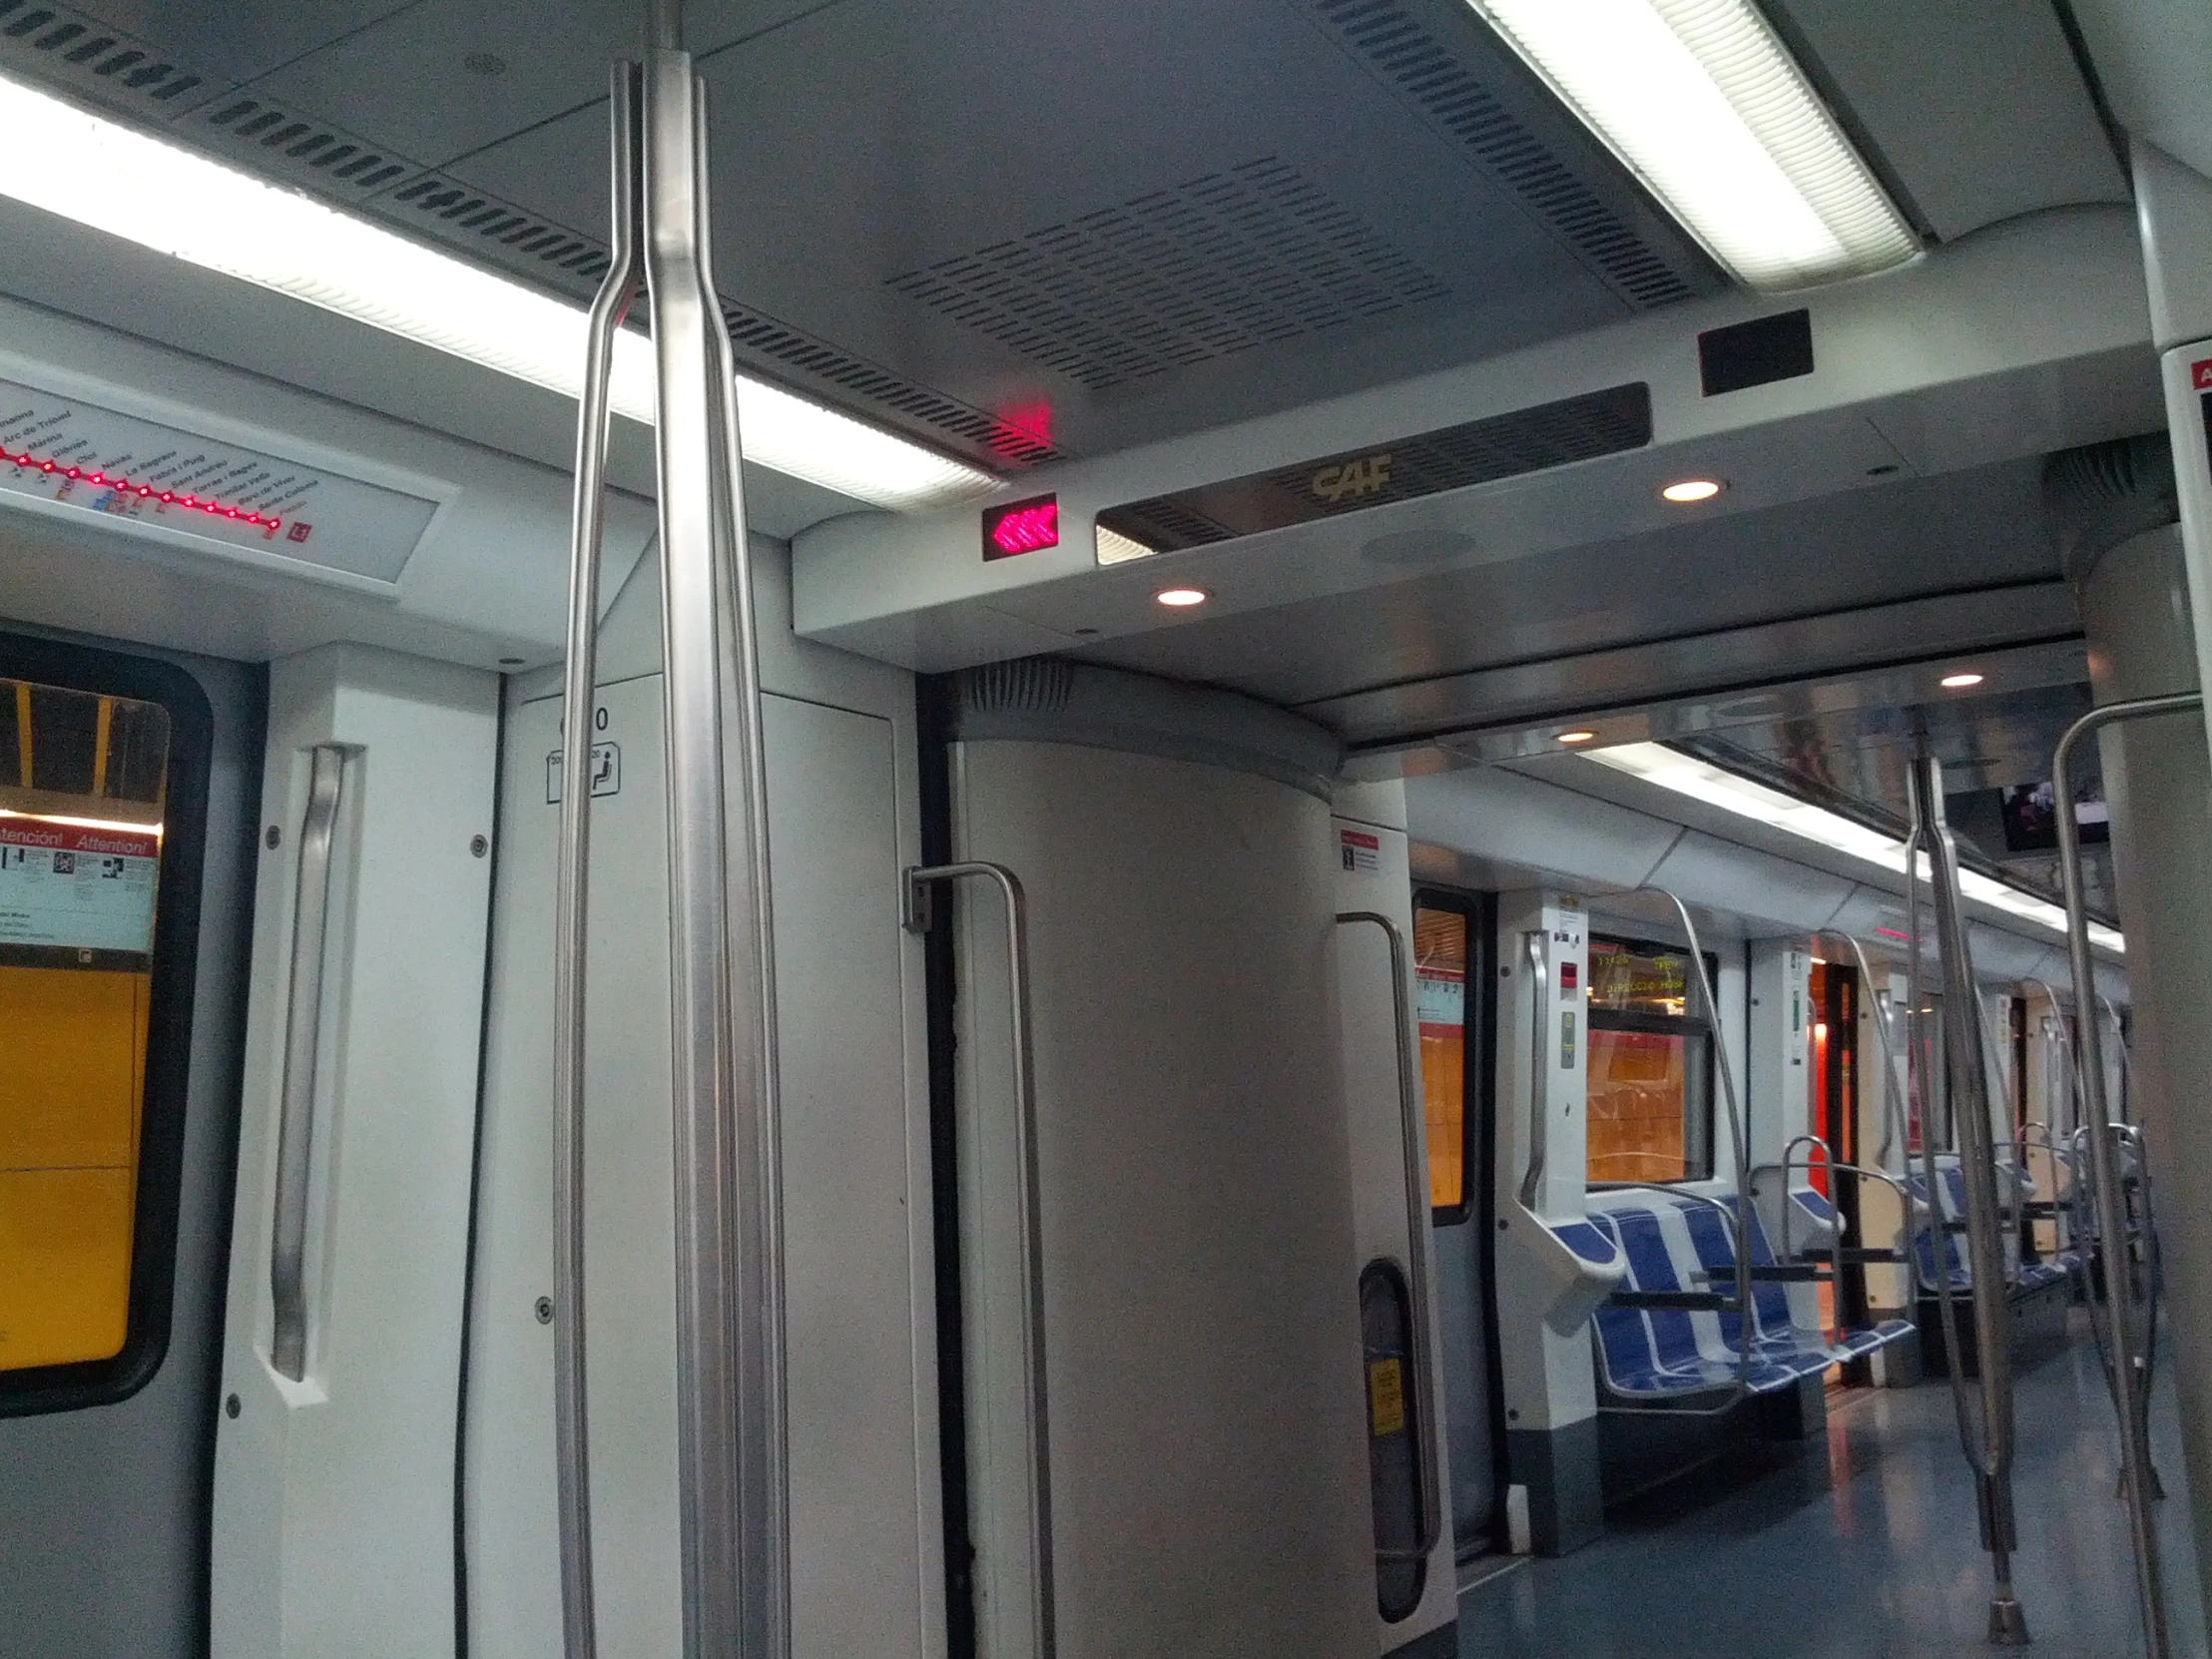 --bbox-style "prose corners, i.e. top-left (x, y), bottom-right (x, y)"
top-left (6, 2), bottom-right (2212, 1656)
